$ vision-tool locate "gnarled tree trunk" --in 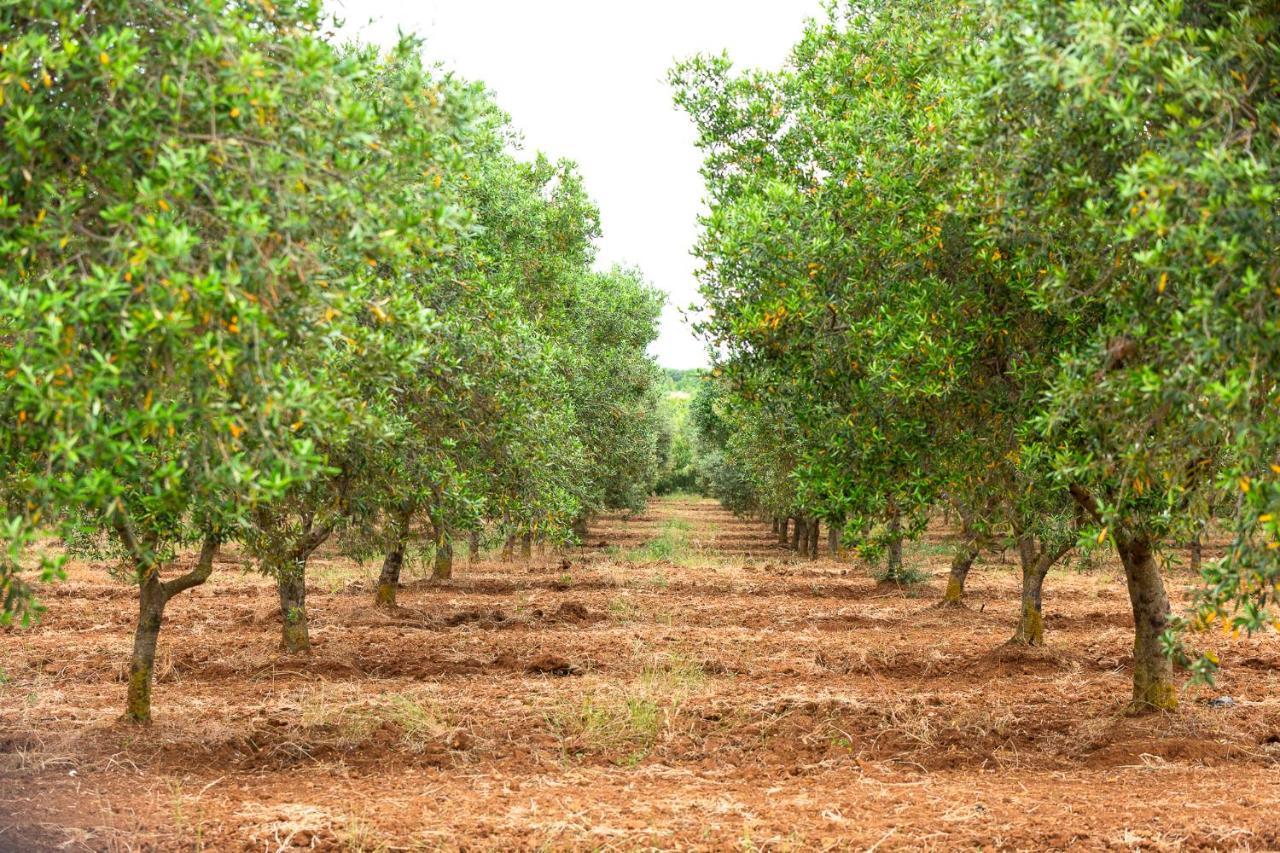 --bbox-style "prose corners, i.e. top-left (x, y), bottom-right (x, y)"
top-left (124, 536), bottom-right (218, 724)
top-left (1010, 534), bottom-right (1071, 645)
top-left (277, 569), bottom-right (310, 653)
top-left (272, 521), bottom-right (334, 654)
top-left (1070, 484), bottom-right (1176, 712)
top-left (376, 543), bottom-right (405, 607)
top-left (1115, 531), bottom-right (1177, 711)
top-left (941, 541), bottom-right (979, 607)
